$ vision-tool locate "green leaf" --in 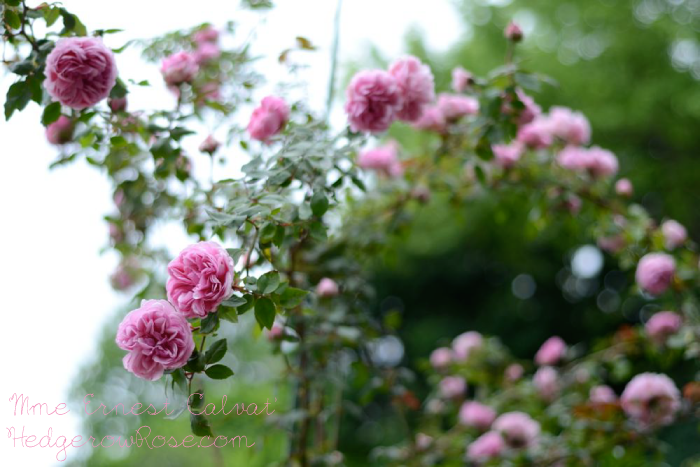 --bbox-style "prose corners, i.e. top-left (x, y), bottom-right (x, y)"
top-left (311, 191), bottom-right (329, 217)
top-left (254, 297), bottom-right (276, 330)
top-left (43, 7), bottom-right (61, 27)
top-left (109, 78), bottom-right (128, 99)
top-left (219, 306), bottom-right (239, 323)
top-left (184, 349), bottom-right (205, 373)
top-left (237, 294), bottom-right (255, 315)
top-left (4, 9), bottom-right (21, 30)
top-left (190, 413), bottom-right (213, 437)
top-left (226, 248), bottom-right (243, 264)
top-left (222, 295), bottom-right (247, 307)
top-left (298, 203), bottom-right (312, 220)
top-left (257, 271), bottom-right (280, 294)
top-left (279, 287), bottom-right (309, 309)
top-left (272, 225), bottom-right (286, 247)
top-left (204, 364), bottom-right (234, 380)
top-left (5, 80), bottom-right (32, 120)
top-left (41, 102), bottom-right (62, 126)
top-left (200, 312), bottom-right (220, 334)
top-left (5, 0), bottom-right (21, 7)
top-left (259, 222), bottom-right (276, 243)
top-left (204, 339), bottom-right (227, 364)
top-left (9, 60), bottom-right (35, 76)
